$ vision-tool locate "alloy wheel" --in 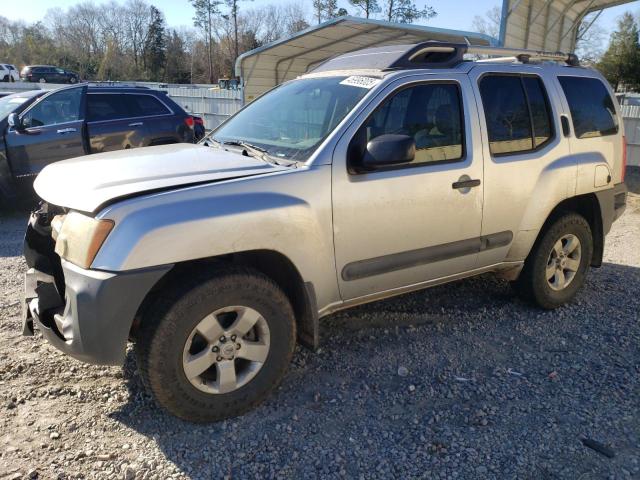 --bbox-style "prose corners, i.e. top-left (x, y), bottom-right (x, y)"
top-left (546, 233), bottom-right (581, 291)
top-left (182, 306), bottom-right (270, 394)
